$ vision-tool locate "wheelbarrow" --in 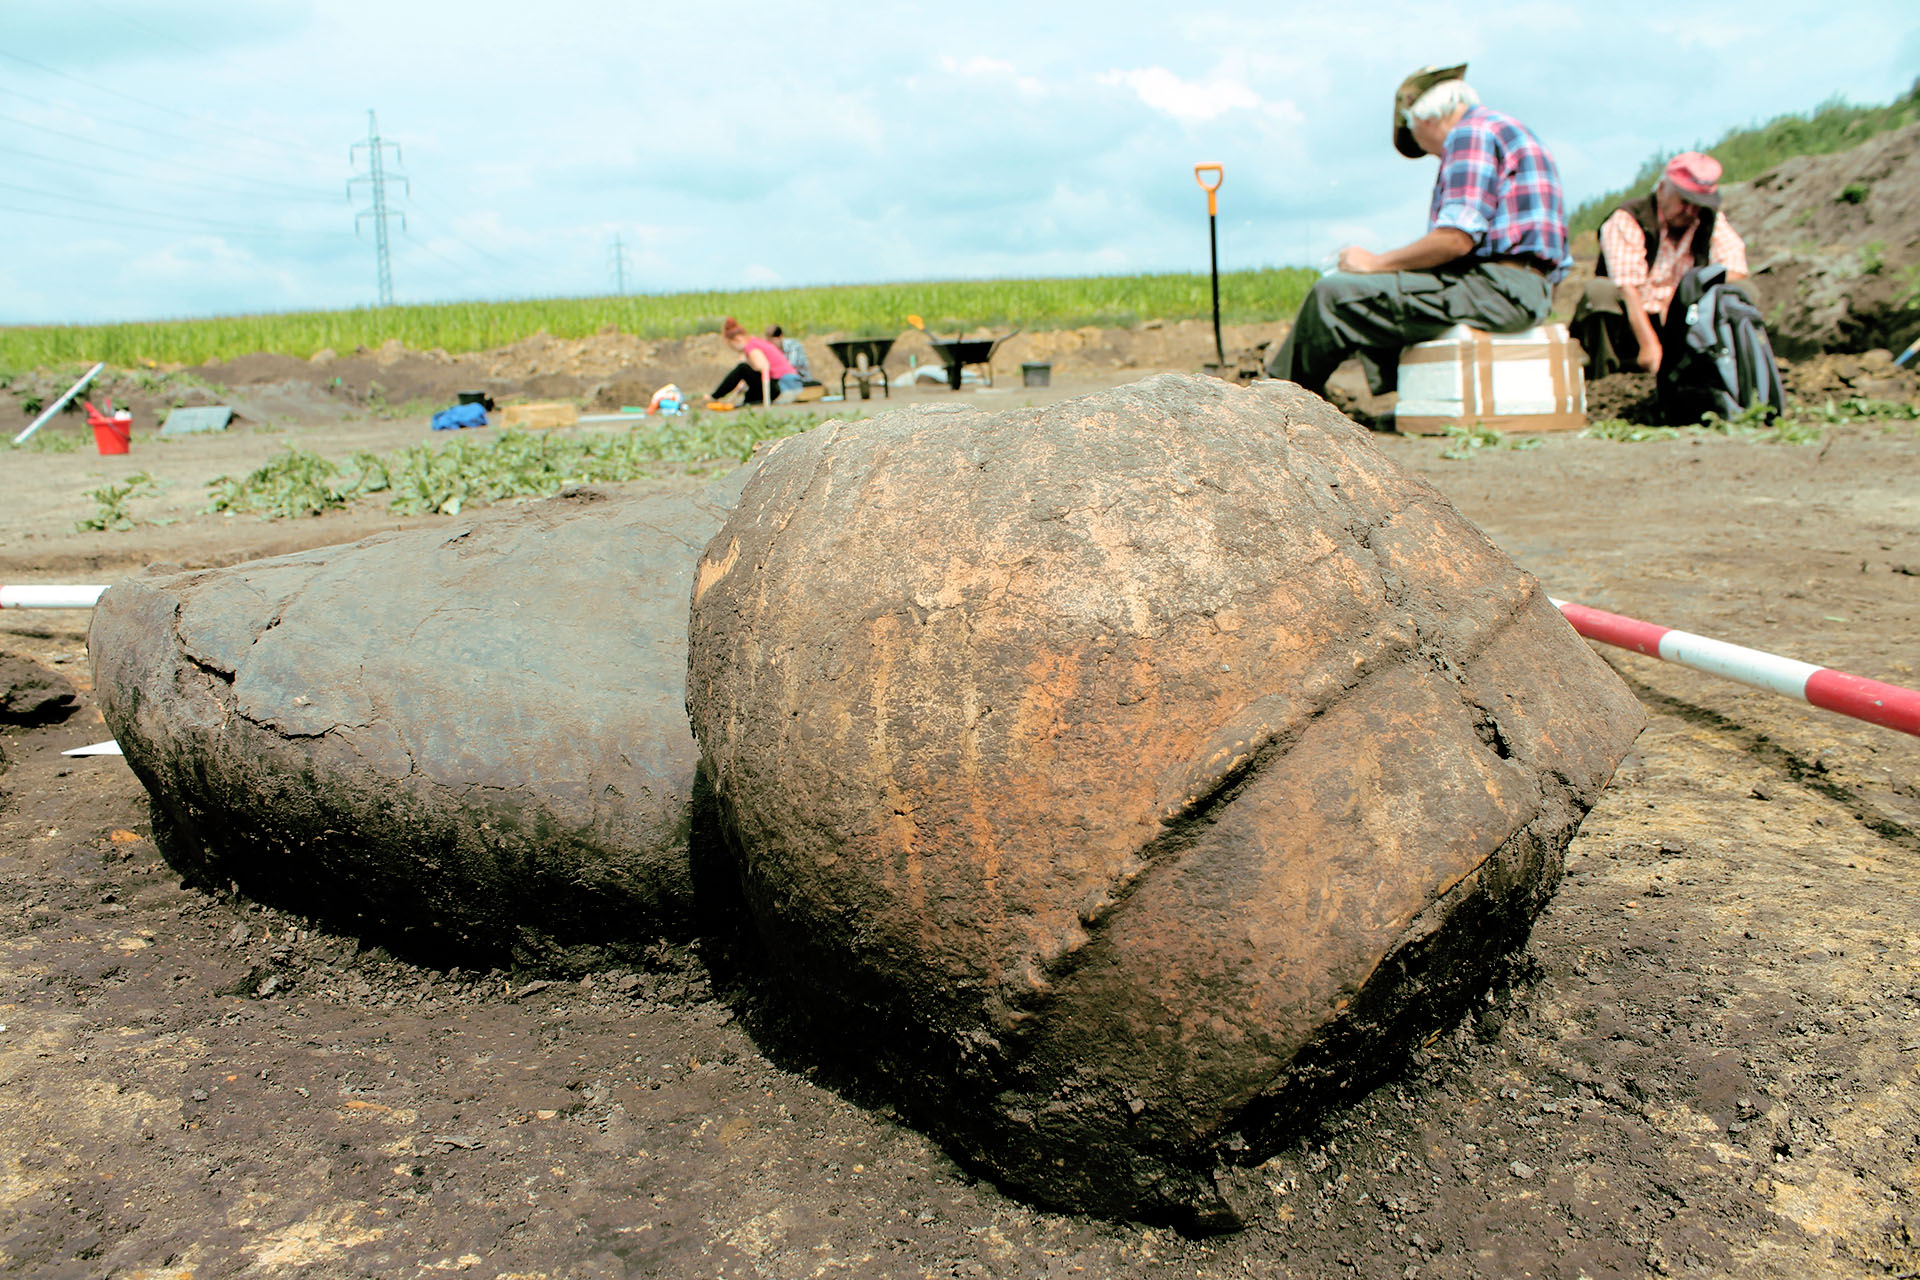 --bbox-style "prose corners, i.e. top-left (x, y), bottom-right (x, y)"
top-left (827, 338), bottom-right (895, 400)
top-left (925, 331), bottom-right (1021, 390)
